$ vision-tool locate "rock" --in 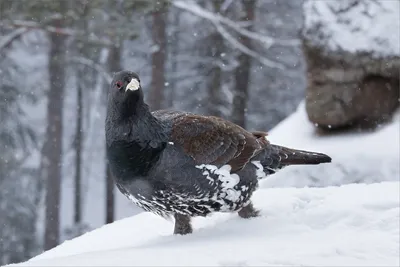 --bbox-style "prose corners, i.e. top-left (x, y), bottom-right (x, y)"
top-left (302, 0), bottom-right (400, 130)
